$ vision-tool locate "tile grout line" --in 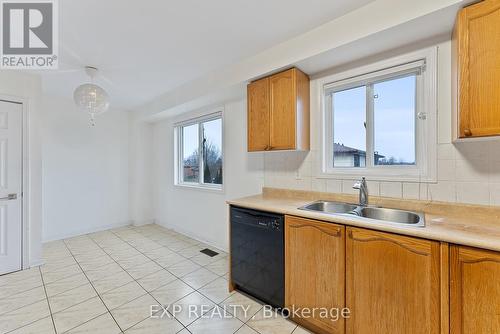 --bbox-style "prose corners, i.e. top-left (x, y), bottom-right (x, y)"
top-left (61, 229), bottom-right (216, 332)
top-left (114, 228), bottom-right (225, 293)
top-left (42, 225), bottom-right (266, 334)
top-left (0, 260), bottom-right (112, 321)
top-left (118, 227), bottom-right (251, 332)
top-left (0, 277), bottom-right (46, 300)
top-left (87, 230), bottom-right (189, 332)
top-left (3, 225), bottom-right (263, 334)
top-left (3, 269), bottom-right (56, 334)
top-left (125, 227), bottom-right (265, 332)
top-left (61, 238), bottom-right (124, 333)
top-left (105, 229), bottom-right (196, 331)
top-left (0, 284), bottom-right (47, 315)
top-left (132, 226), bottom-right (228, 278)
top-left (109, 228), bottom-right (230, 329)
top-left (137, 238), bottom-right (233, 331)
top-left (128, 228), bottom-right (269, 332)
top-left (37, 266), bottom-right (58, 334)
